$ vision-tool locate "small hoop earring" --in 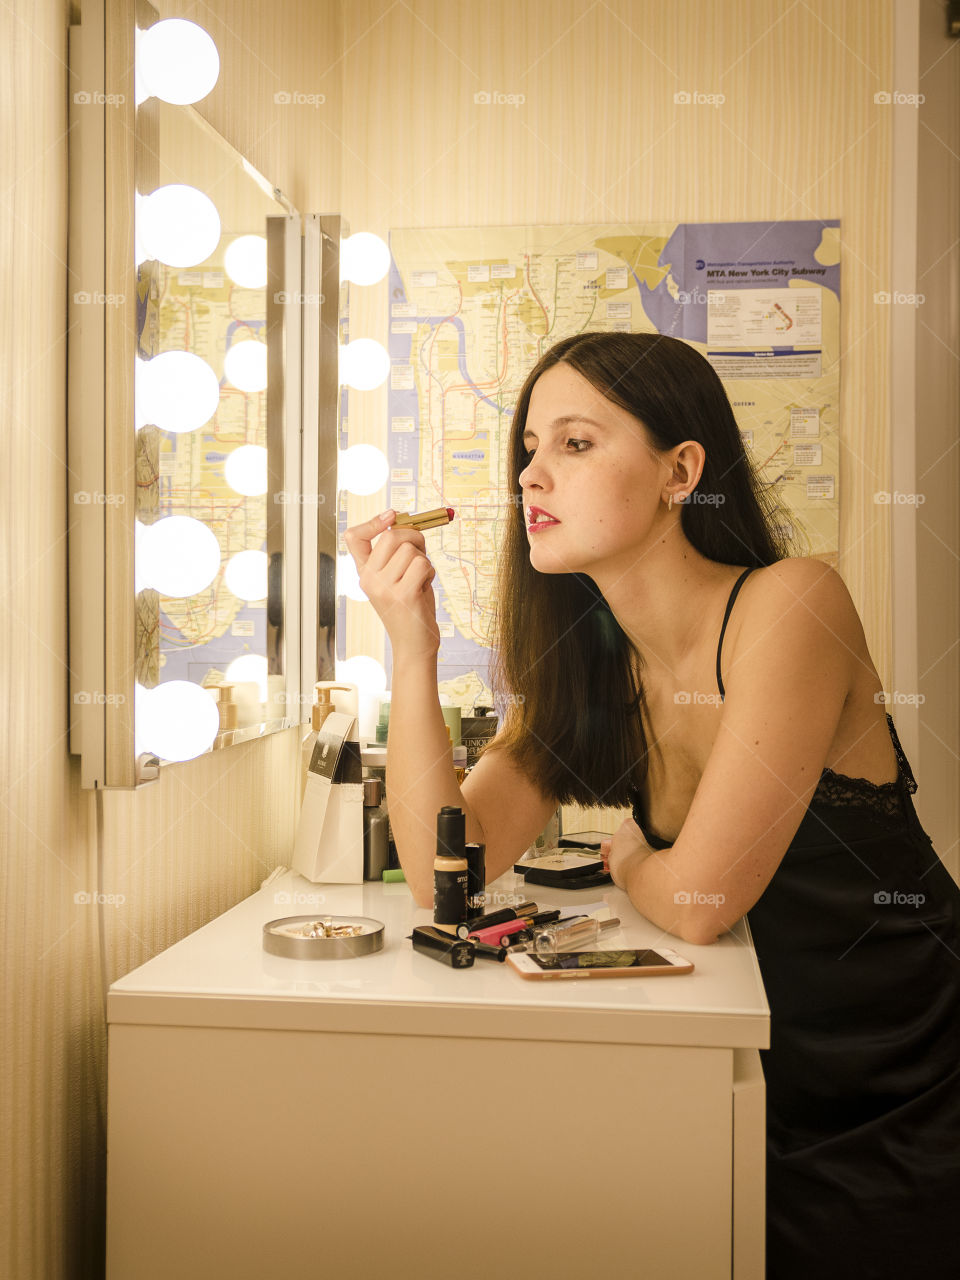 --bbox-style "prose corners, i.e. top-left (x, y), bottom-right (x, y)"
top-left (667, 494), bottom-right (673, 511)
